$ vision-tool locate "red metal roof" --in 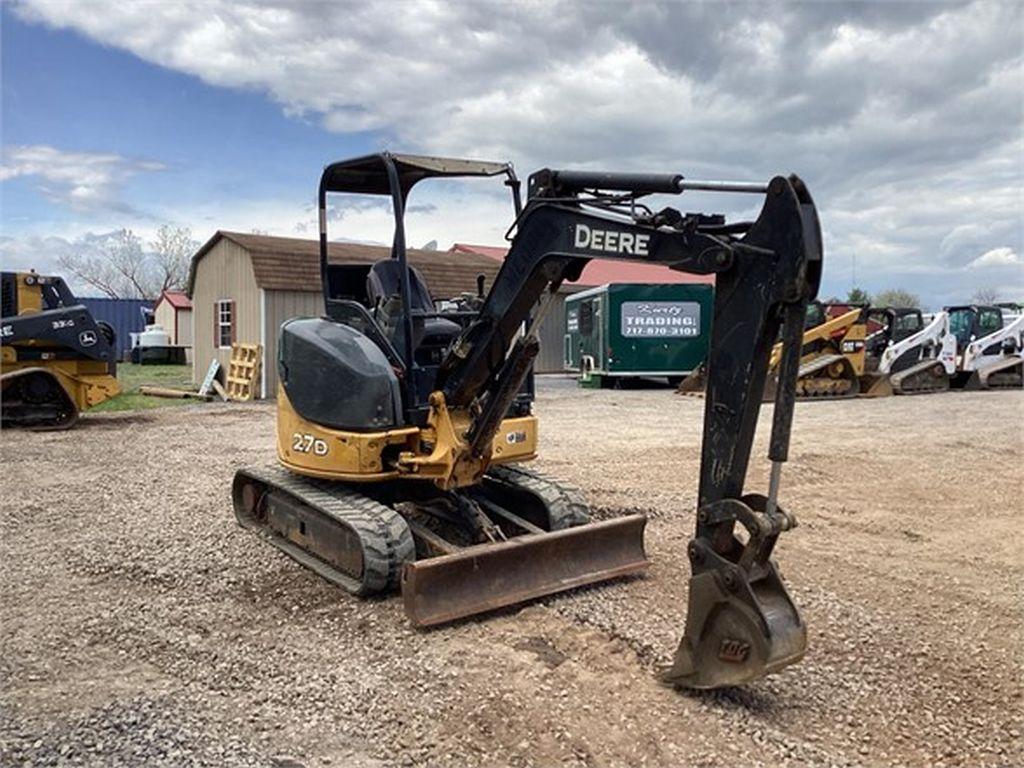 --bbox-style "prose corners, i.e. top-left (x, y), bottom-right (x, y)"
top-left (450, 243), bottom-right (714, 287)
top-left (156, 290), bottom-right (192, 311)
